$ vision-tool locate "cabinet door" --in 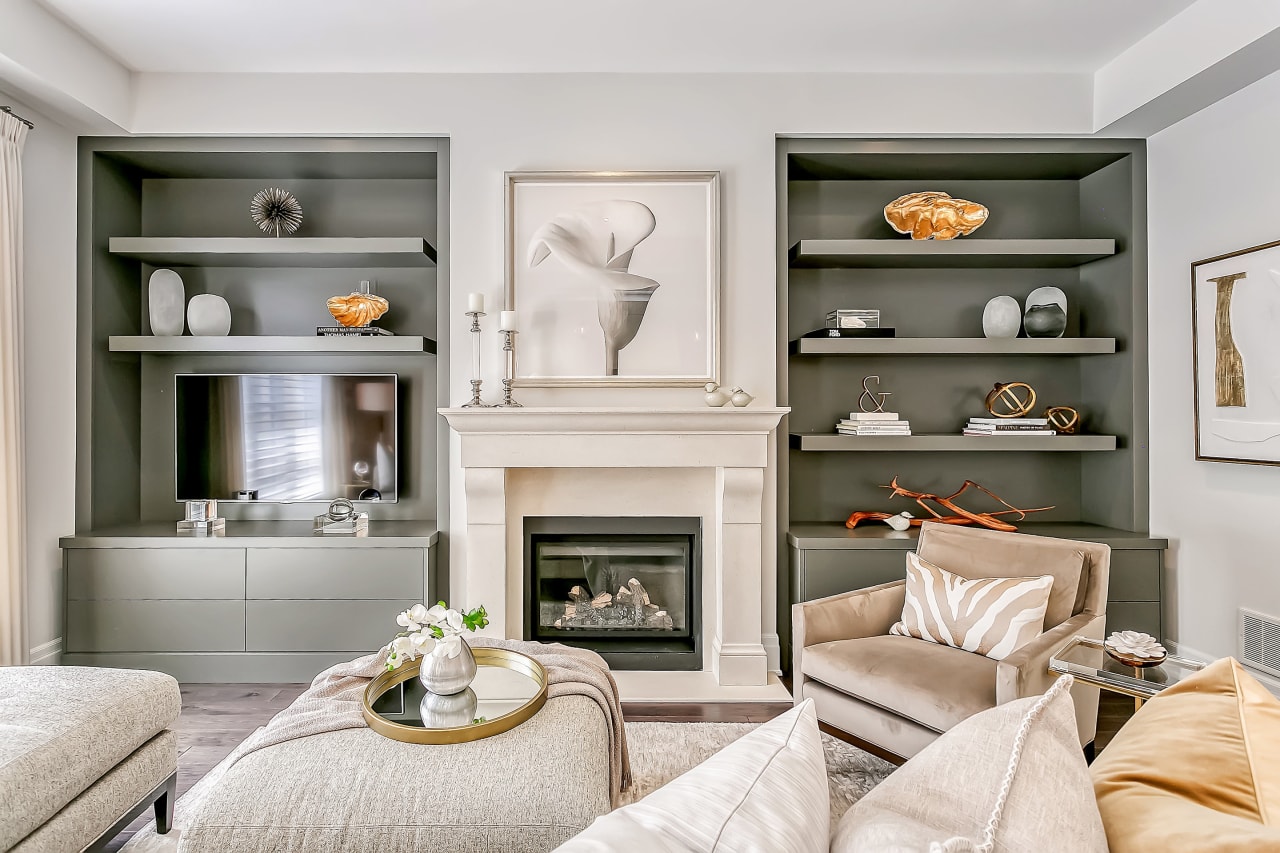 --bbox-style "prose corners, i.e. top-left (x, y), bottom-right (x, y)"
top-left (246, 549), bottom-right (426, 600)
top-left (1107, 551), bottom-right (1161, 602)
top-left (794, 549), bottom-right (907, 601)
top-left (67, 600), bottom-right (245, 652)
top-left (67, 549), bottom-right (246, 600)
top-left (246, 600), bottom-right (418, 651)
